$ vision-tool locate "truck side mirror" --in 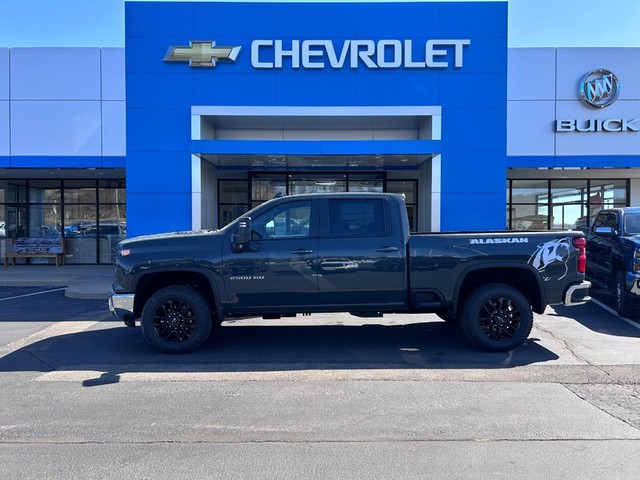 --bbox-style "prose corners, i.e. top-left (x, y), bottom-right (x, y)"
top-left (232, 217), bottom-right (252, 252)
top-left (594, 226), bottom-right (615, 236)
